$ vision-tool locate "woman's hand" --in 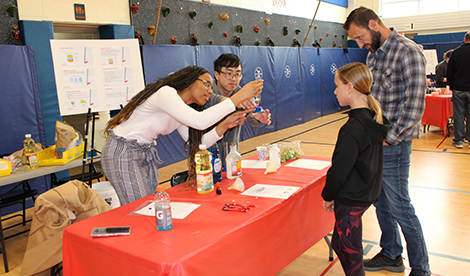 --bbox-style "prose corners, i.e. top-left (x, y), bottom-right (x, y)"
top-left (215, 110), bottom-right (253, 136)
top-left (229, 80), bottom-right (263, 106)
top-left (323, 200), bottom-right (334, 212)
top-left (251, 109), bottom-right (271, 125)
